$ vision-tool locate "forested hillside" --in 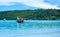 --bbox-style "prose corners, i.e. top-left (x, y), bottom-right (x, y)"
top-left (0, 9), bottom-right (60, 20)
